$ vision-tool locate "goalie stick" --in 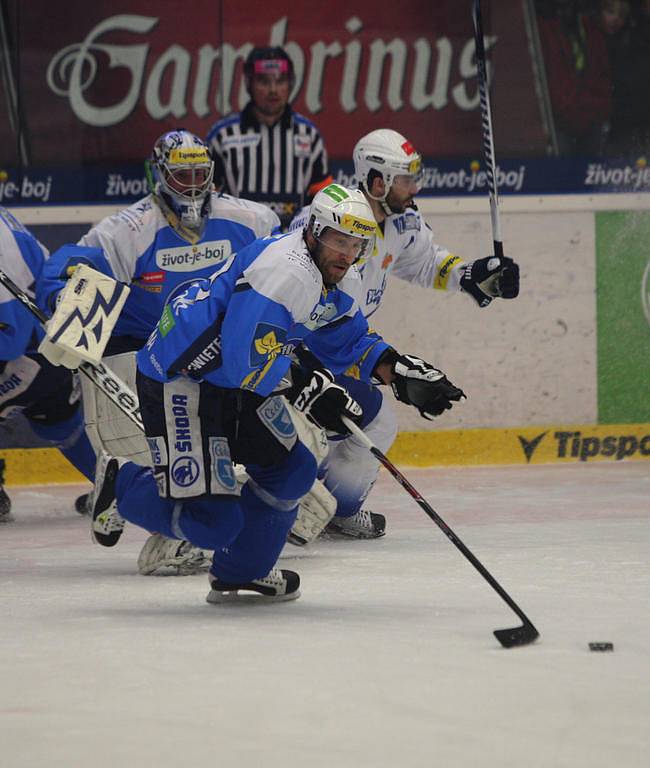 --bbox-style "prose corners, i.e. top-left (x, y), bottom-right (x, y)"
top-left (0, 266), bottom-right (143, 431)
top-left (472, 0), bottom-right (504, 260)
top-left (342, 416), bottom-right (539, 648)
